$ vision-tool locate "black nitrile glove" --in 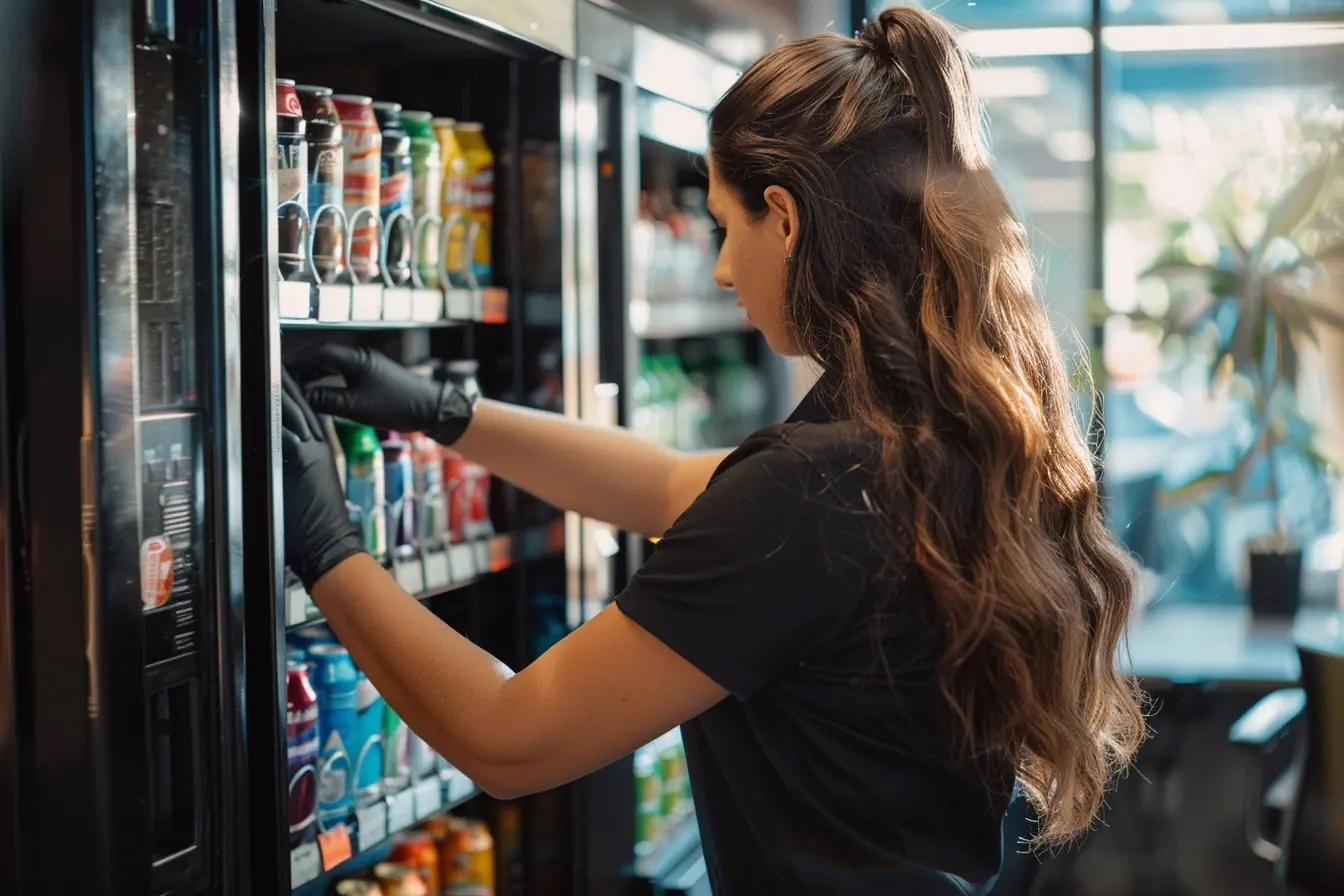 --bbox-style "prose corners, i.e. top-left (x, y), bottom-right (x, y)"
top-left (288, 343), bottom-right (478, 447)
top-left (281, 369), bottom-right (365, 591)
